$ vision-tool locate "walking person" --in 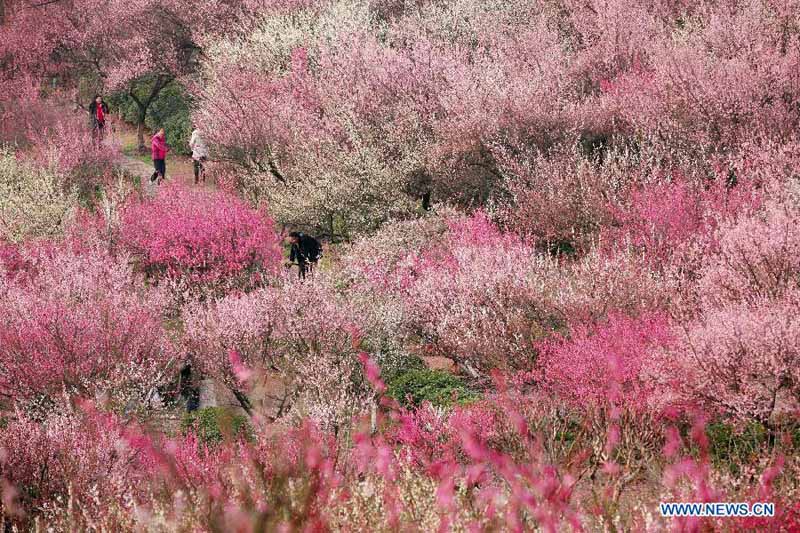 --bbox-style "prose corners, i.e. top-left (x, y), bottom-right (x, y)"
top-left (88, 95), bottom-right (109, 142)
top-left (150, 128), bottom-right (169, 184)
top-left (189, 125), bottom-right (208, 184)
top-left (287, 231), bottom-right (322, 279)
